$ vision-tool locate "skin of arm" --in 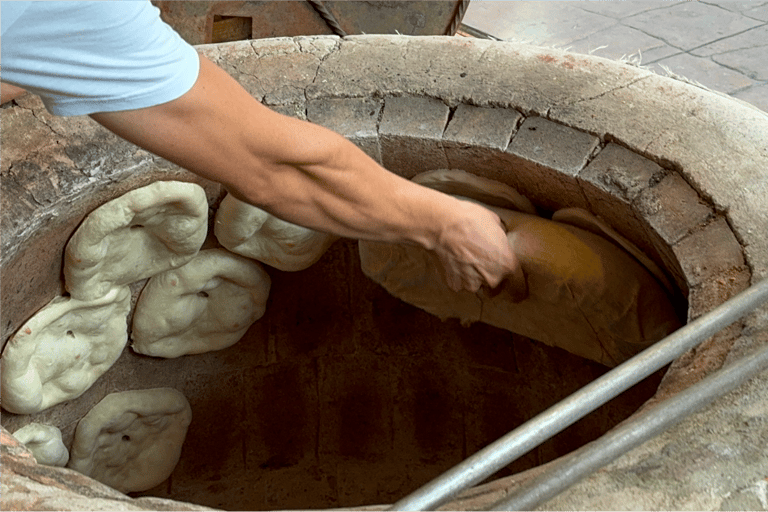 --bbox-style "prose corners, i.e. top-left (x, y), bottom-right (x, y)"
top-left (84, 55), bottom-right (522, 294)
top-left (1, 83), bottom-right (27, 104)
